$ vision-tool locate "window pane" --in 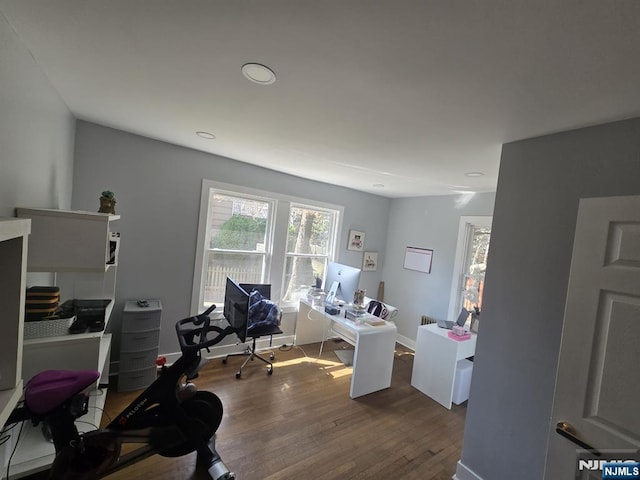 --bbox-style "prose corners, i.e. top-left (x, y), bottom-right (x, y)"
top-left (463, 227), bottom-right (491, 311)
top-left (287, 206), bottom-right (333, 255)
top-left (282, 256), bottom-right (327, 302)
top-left (282, 204), bottom-right (337, 303)
top-left (203, 251), bottom-right (265, 306)
top-left (201, 191), bottom-right (271, 308)
top-left (209, 193), bottom-right (269, 252)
